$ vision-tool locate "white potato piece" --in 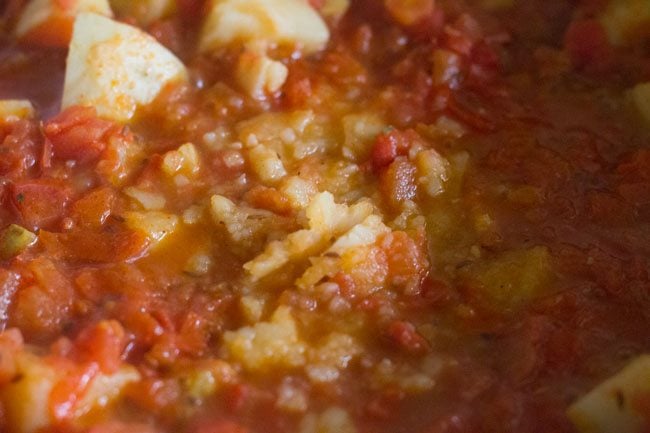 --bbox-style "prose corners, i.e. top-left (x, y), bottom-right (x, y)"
top-left (600, 0), bottom-right (650, 46)
top-left (0, 353), bottom-right (57, 433)
top-left (0, 100), bottom-right (35, 122)
top-left (199, 0), bottom-right (330, 54)
top-left (243, 192), bottom-right (373, 280)
top-left (236, 48), bottom-right (288, 99)
top-left (568, 355), bottom-right (650, 433)
top-left (123, 211), bottom-right (179, 246)
top-left (224, 306), bottom-right (307, 372)
top-left (14, 0), bottom-right (112, 46)
top-left (62, 13), bottom-right (187, 122)
top-left (74, 366), bottom-right (141, 420)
